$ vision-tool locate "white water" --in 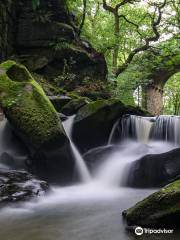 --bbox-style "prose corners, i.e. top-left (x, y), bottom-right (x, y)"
top-left (108, 119), bottom-right (119, 145)
top-left (0, 115), bottom-right (180, 240)
top-left (63, 116), bottom-right (91, 182)
top-left (151, 115), bottom-right (180, 146)
top-left (109, 115), bottom-right (180, 146)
